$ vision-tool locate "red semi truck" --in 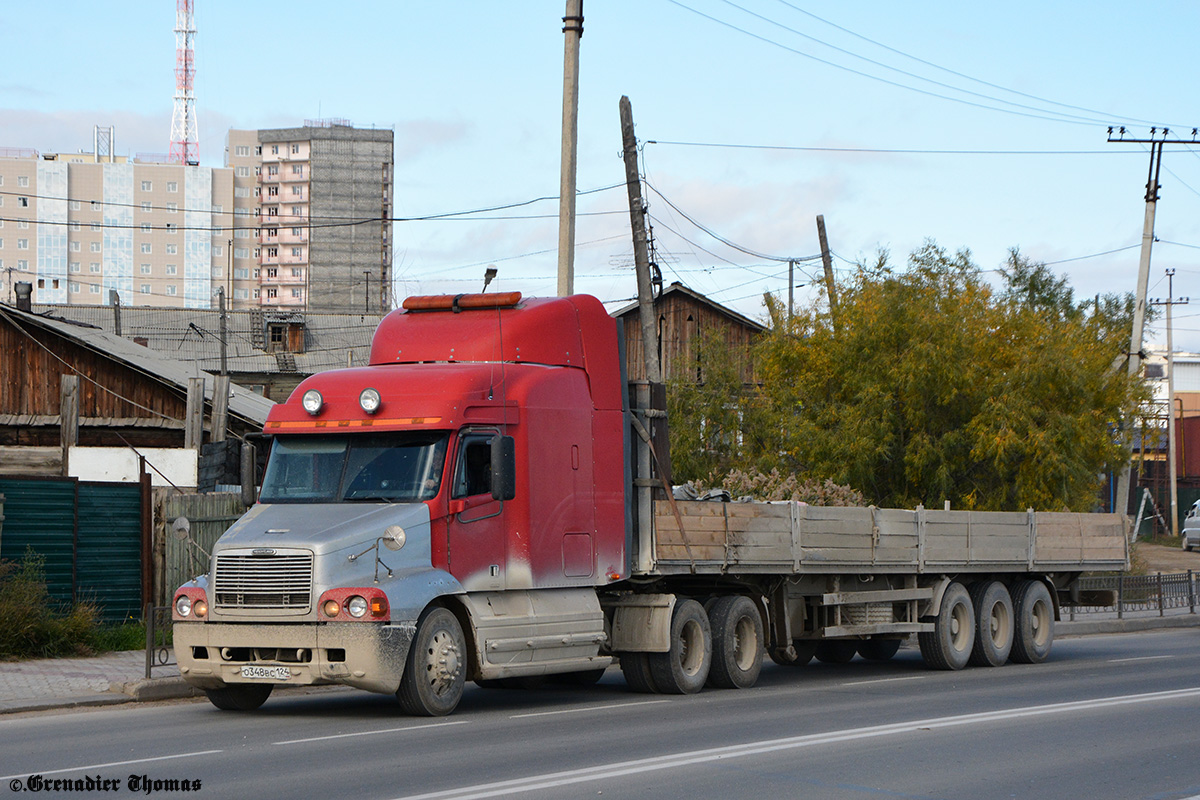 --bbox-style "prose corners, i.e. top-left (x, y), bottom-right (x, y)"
top-left (172, 292), bottom-right (1127, 714)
